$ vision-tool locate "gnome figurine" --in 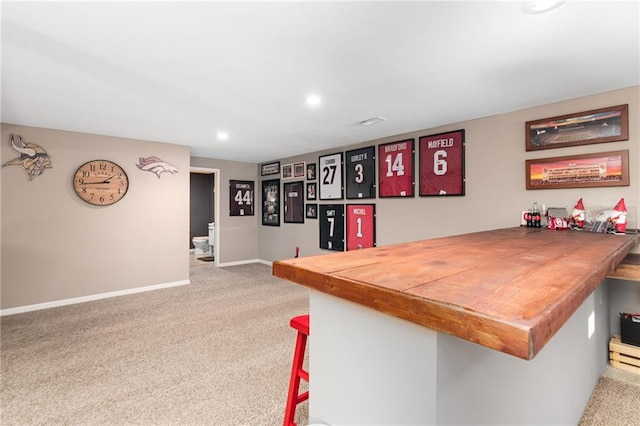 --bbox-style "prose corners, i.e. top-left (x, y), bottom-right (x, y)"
top-left (610, 198), bottom-right (627, 234)
top-left (571, 198), bottom-right (585, 229)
